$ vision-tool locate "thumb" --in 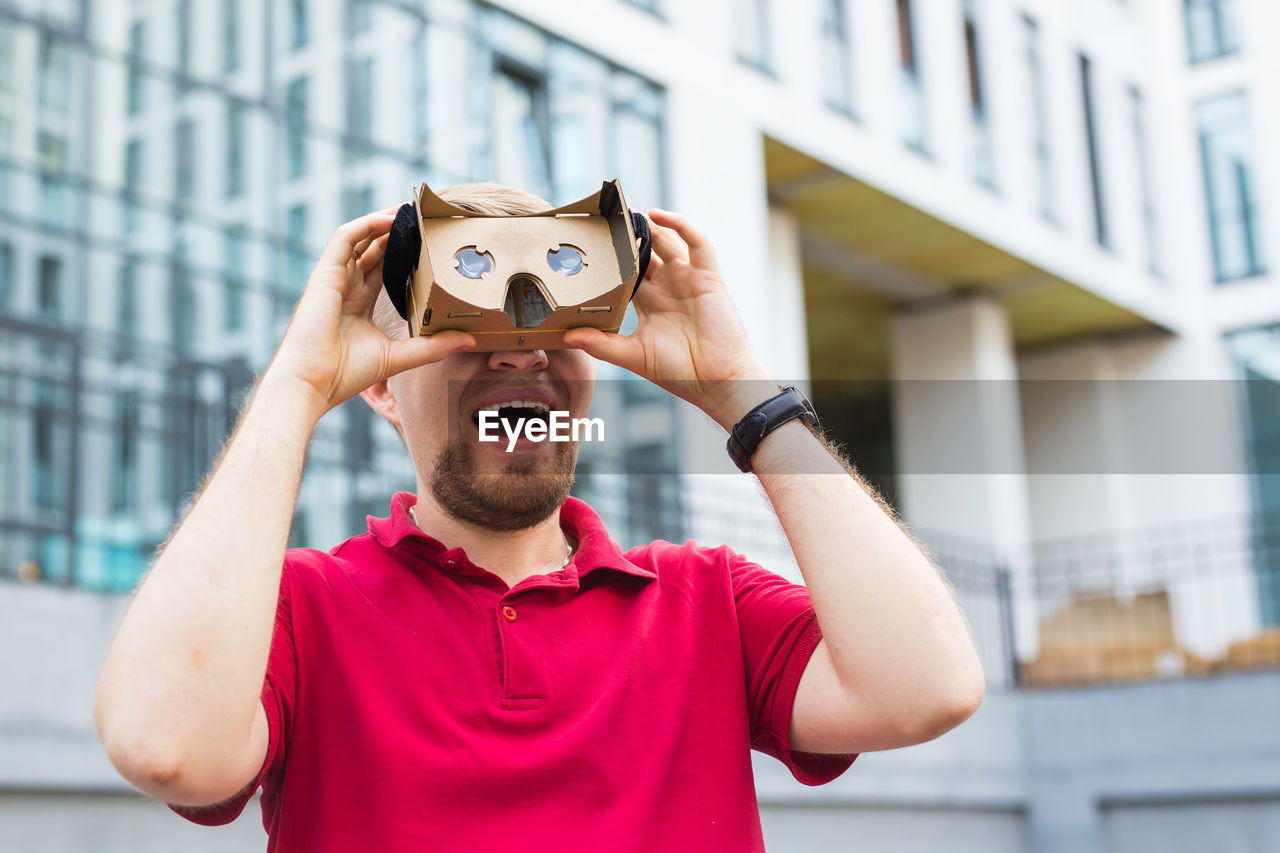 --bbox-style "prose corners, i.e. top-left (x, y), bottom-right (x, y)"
top-left (385, 331), bottom-right (475, 376)
top-left (562, 327), bottom-right (644, 374)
